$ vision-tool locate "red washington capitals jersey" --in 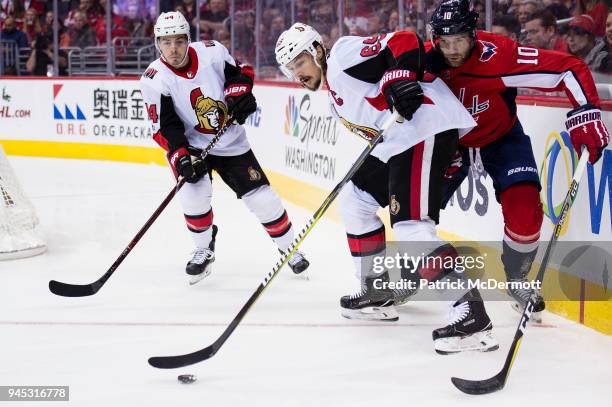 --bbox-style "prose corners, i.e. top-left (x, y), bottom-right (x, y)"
top-left (426, 31), bottom-right (601, 148)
